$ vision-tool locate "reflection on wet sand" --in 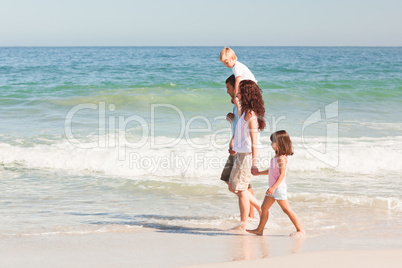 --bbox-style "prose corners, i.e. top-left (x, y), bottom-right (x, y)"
top-left (230, 234), bottom-right (305, 261)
